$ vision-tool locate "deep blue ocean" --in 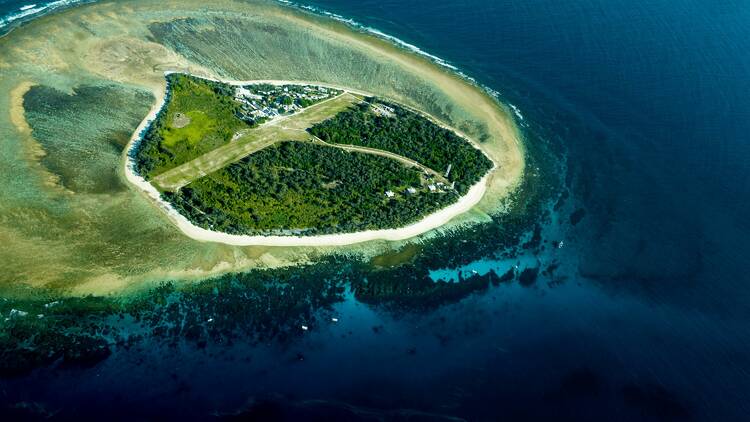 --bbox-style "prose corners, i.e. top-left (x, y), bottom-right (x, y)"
top-left (2, 0), bottom-right (750, 420)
